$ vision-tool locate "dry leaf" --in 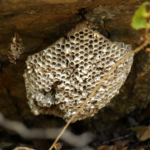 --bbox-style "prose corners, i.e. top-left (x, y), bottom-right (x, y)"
top-left (121, 146), bottom-right (128, 150)
top-left (98, 140), bottom-right (129, 150)
top-left (97, 145), bottom-right (116, 150)
top-left (13, 147), bottom-right (35, 150)
top-left (139, 104), bottom-right (150, 122)
top-left (97, 145), bottom-right (108, 150)
top-left (7, 31), bottom-right (24, 64)
top-left (115, 140), bottom-right (129, 150)
top-left (146, 48), bottom-right (150, 52)
top-left (97, 140), bottom-right (129, 150)
top-left (130, 126), bottom-right (150, 141)
top-left (137, 148), bottom-right (145, 150)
